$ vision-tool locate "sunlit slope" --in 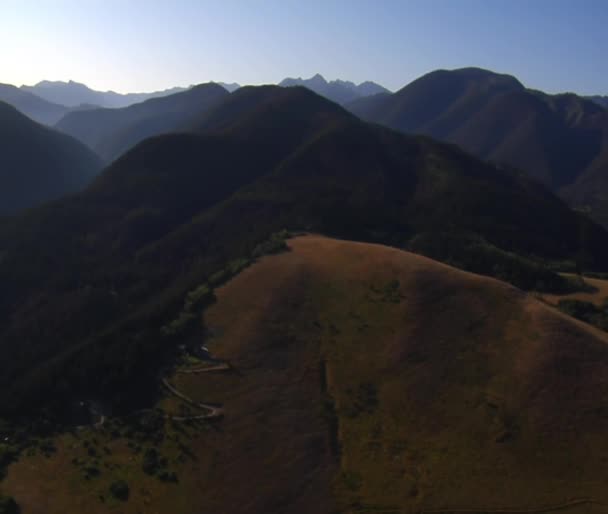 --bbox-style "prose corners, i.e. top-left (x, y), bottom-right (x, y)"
top-left (203, 235), bottom-right (608, 512)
